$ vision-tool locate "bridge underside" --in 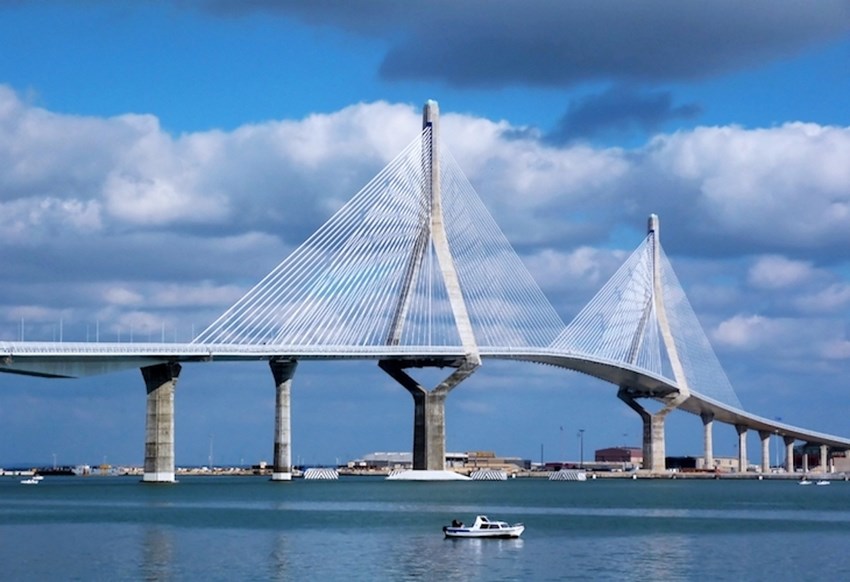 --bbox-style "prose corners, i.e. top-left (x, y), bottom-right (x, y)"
top-left (494, 352), bottom-right (850, 451)
top-left (0, 354), bottom-right (213, 378)
top-left (3, 347), bottom-right (850, 451)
